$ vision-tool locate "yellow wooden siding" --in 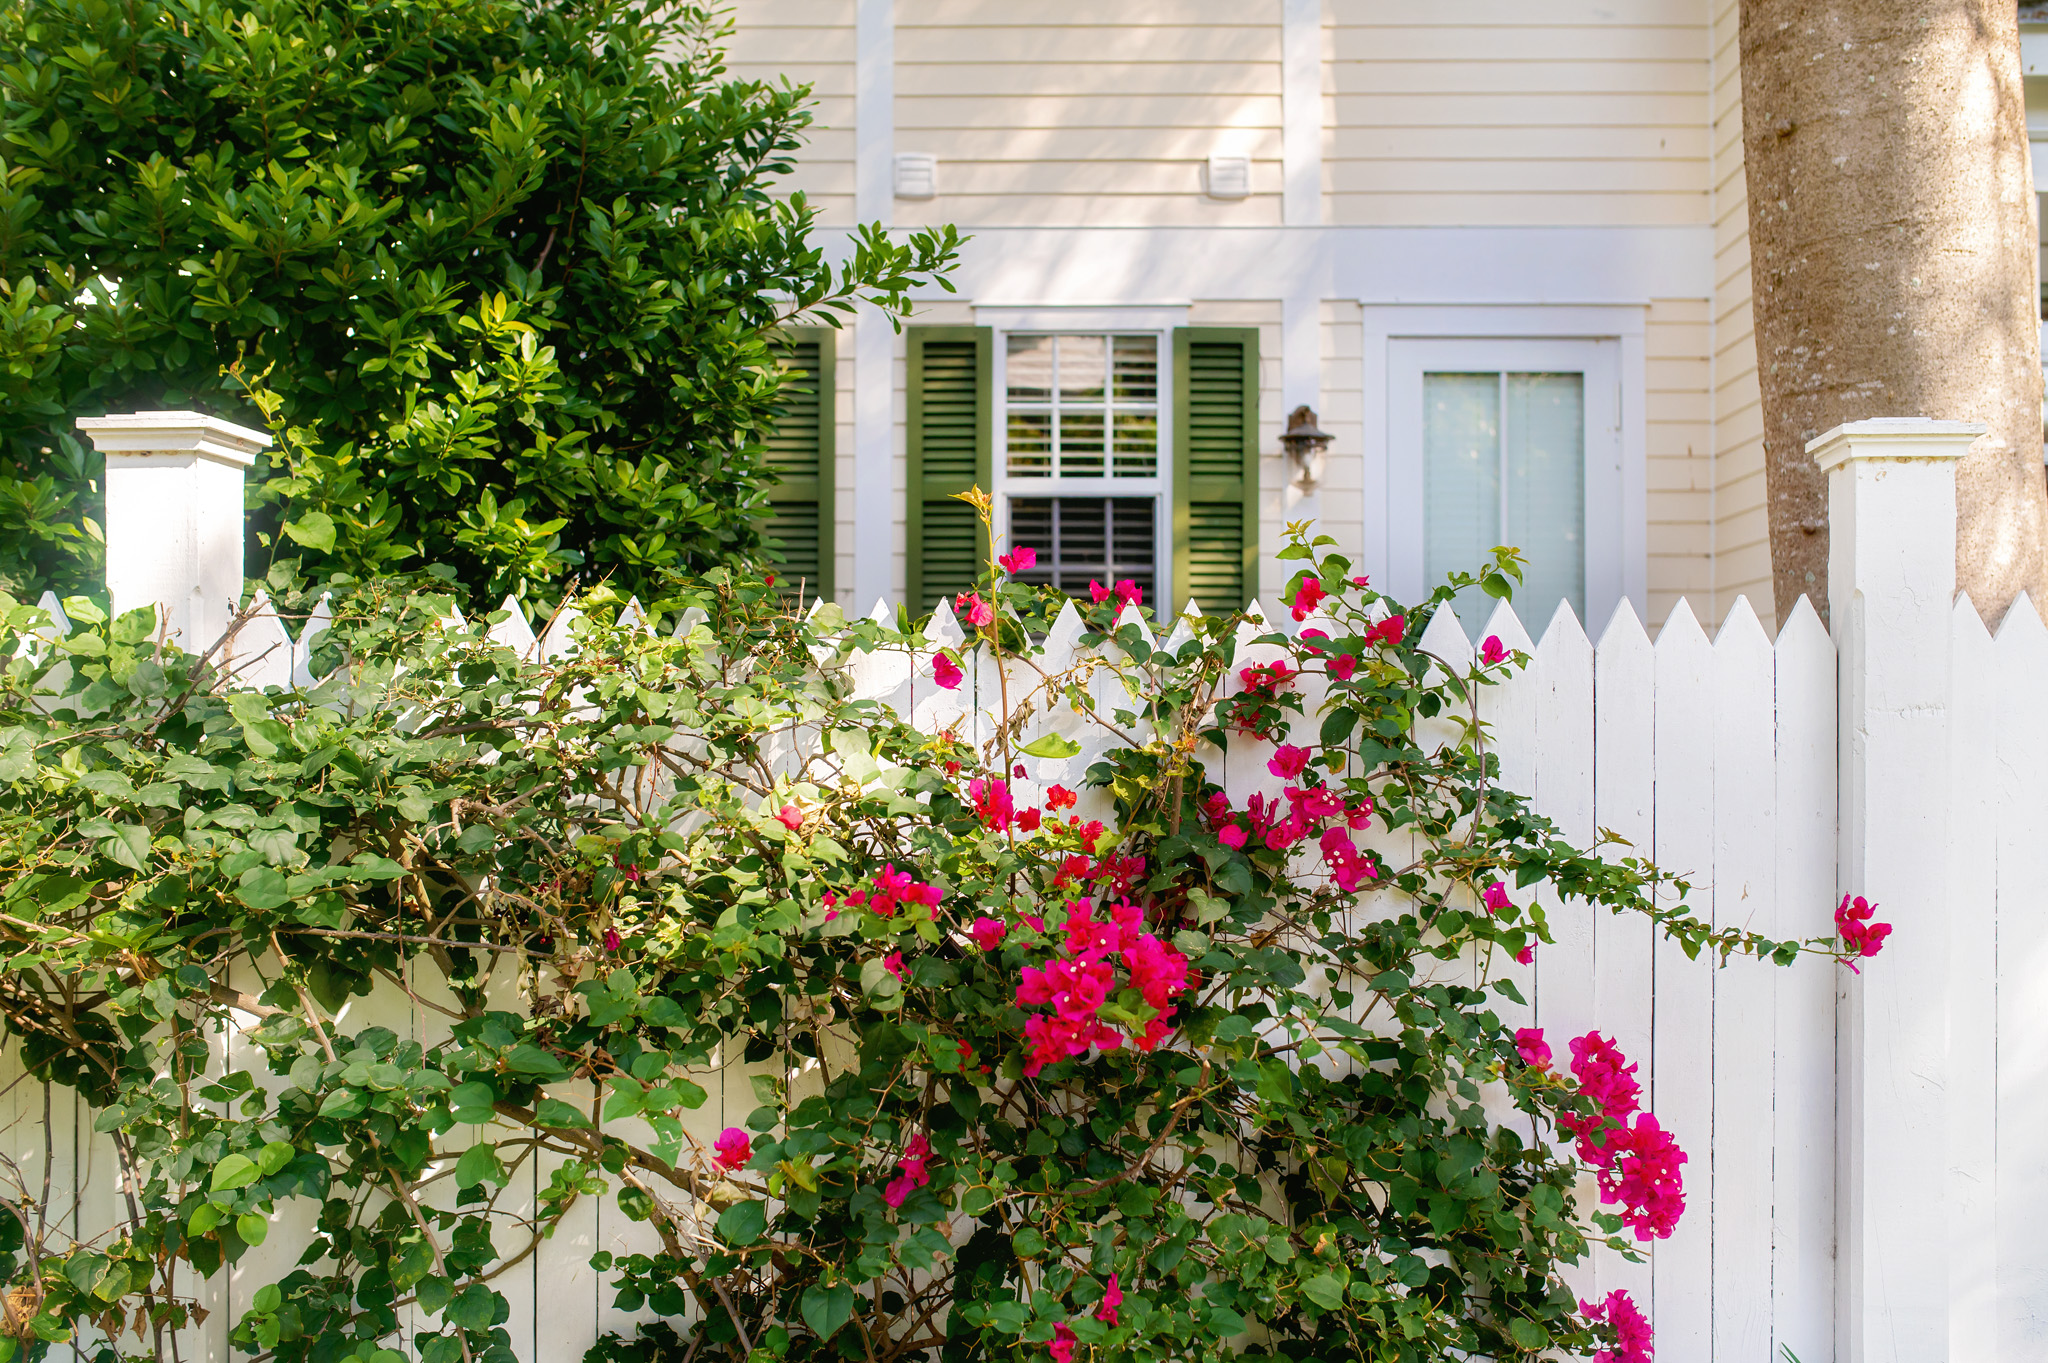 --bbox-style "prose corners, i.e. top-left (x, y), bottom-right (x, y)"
top-left (1709, 0), bottom-right (1772, 628)
top-left (726, 0), bottom-right (857, 225)
top-left (1320, 301), bottom-right (1367, 577)
top-left (1647, 298), bottom-right (1714, 628)
top-left (893, 5), bottom-right (1283, 229)
top-left (1327, 2), bottom-right (1711, 227)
